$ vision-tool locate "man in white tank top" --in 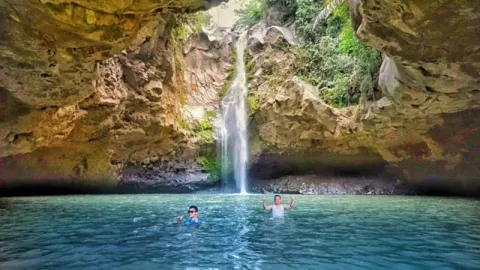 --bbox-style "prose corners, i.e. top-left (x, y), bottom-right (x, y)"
top-left (262, 195), bottom-right (295, 218)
